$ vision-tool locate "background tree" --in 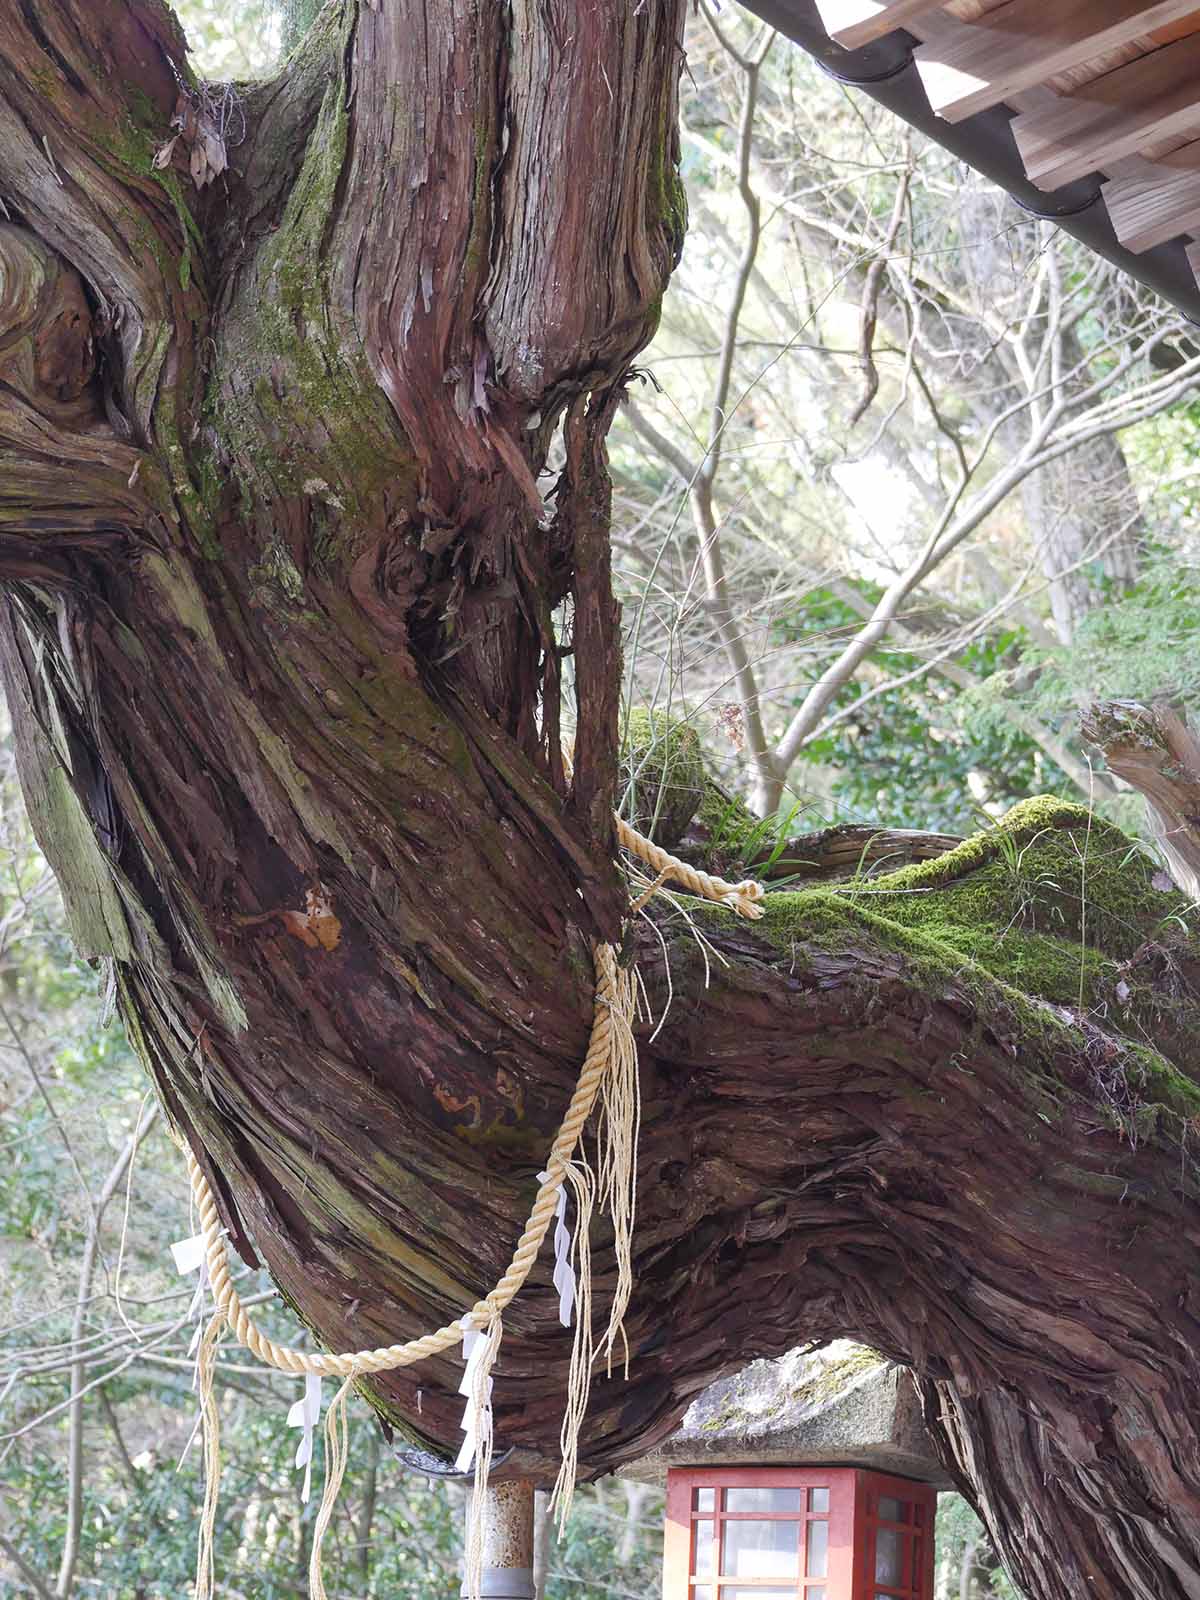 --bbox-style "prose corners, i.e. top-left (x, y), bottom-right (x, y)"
top-left (616, 7), bottom-right (1200, 824)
